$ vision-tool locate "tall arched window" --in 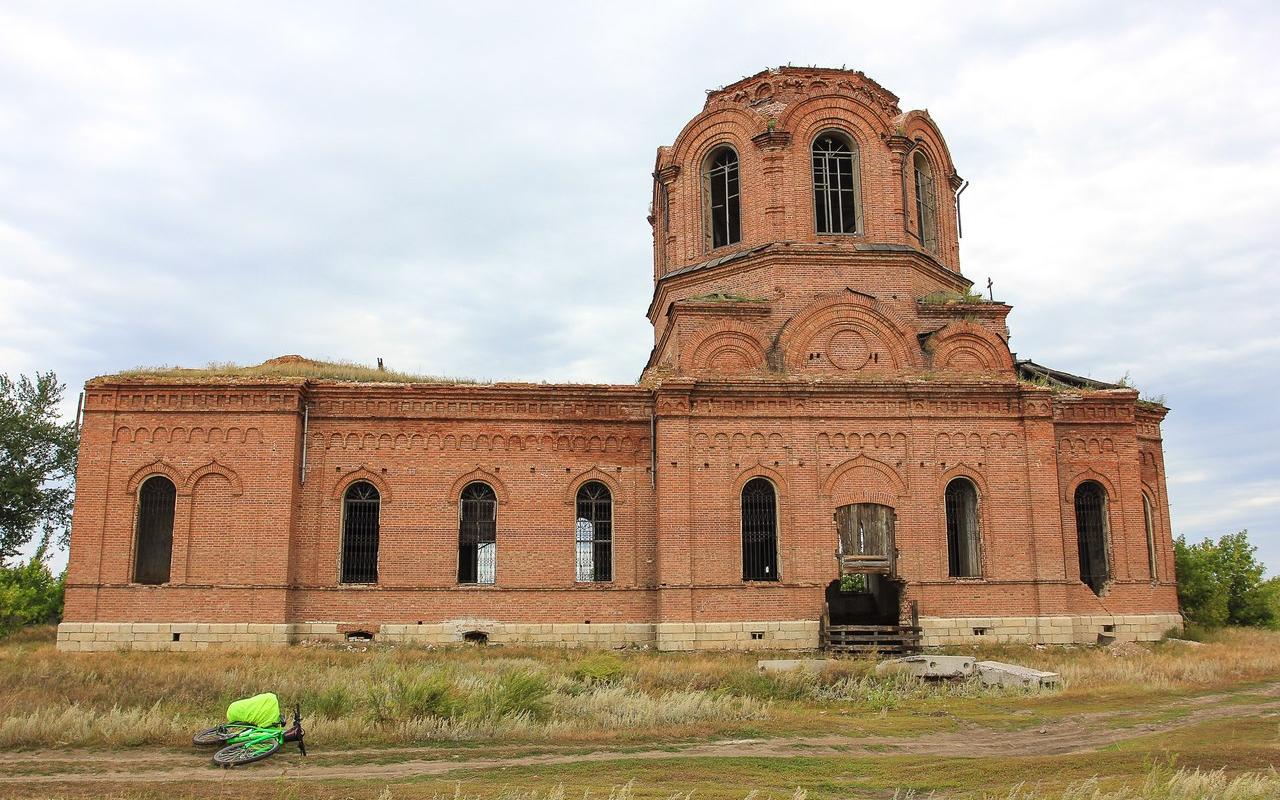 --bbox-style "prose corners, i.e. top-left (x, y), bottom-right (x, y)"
top-left (944, 478), bottom-right (981, 578)
top-left (913, 151), bottom-right (938, 252)
top-left (459, 482), bottom-right (497, 584)
top-left (1074, 481), bottom-right (1109, 595)
top-left (812, 132), bottom-right (861, 234)
top-left (341, 481), bottom-right (380, 584)
top-left (133, 475), bottom-right (176, 585)
top-left (1143, 493), bottom-right (1158, 582)
top-left (575, 481), bottom-right (612, 582)
top-left (741, 477), bottom-right (779, 581)
top-left (703, 146), bottom-right (740, 249)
